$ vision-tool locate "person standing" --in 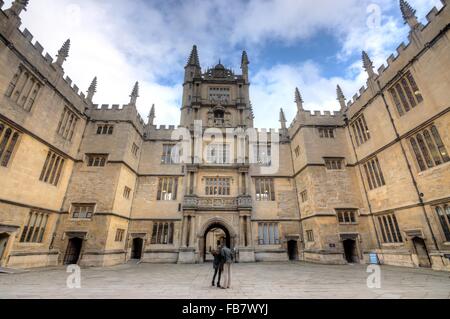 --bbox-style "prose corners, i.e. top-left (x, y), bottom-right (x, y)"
top-left (220, 244), bottom-right (233, 289)
top-left (211, 247), bottom-right (223, 288)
